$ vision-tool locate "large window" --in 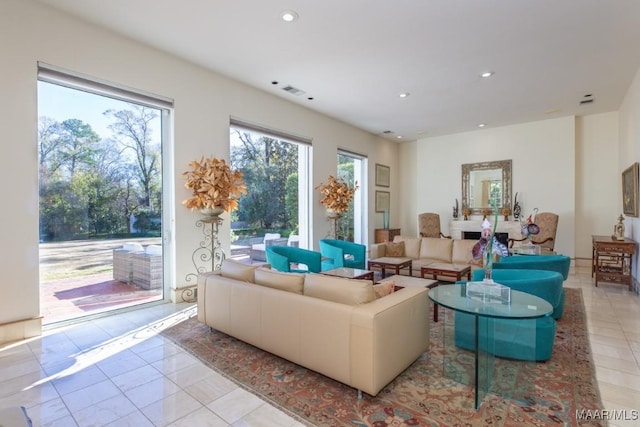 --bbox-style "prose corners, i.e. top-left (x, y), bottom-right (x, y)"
top-left (229, 119), bottom-right (311, 260)
top-left (37, 64), bottom-right (172, 325)
top-left (338, 151), bottom-right (367, 243)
